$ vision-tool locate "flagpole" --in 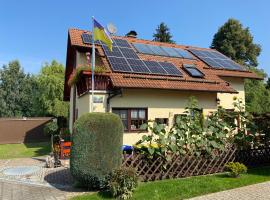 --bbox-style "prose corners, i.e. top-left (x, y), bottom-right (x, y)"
top-left (91, 16), bottom-right (95, 112)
